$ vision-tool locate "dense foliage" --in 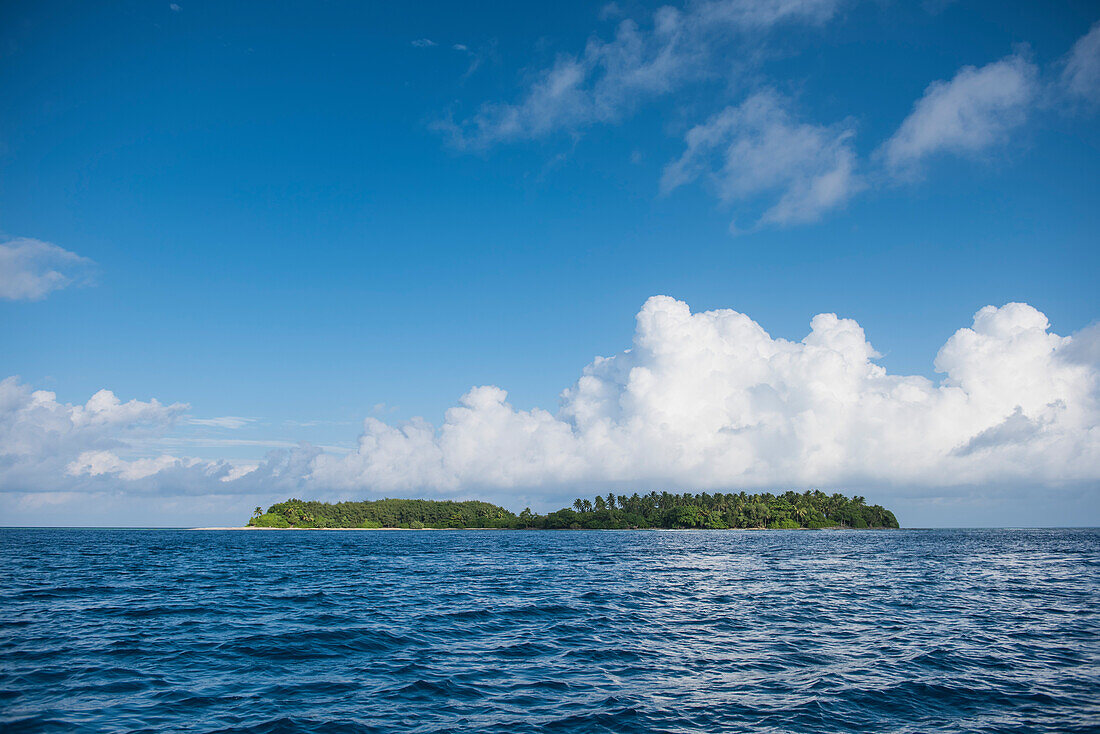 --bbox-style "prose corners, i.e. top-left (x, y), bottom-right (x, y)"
top-left (248, 490), bottom-right (898, 529)
top-left (249, 498), bottom-right (515, 529)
